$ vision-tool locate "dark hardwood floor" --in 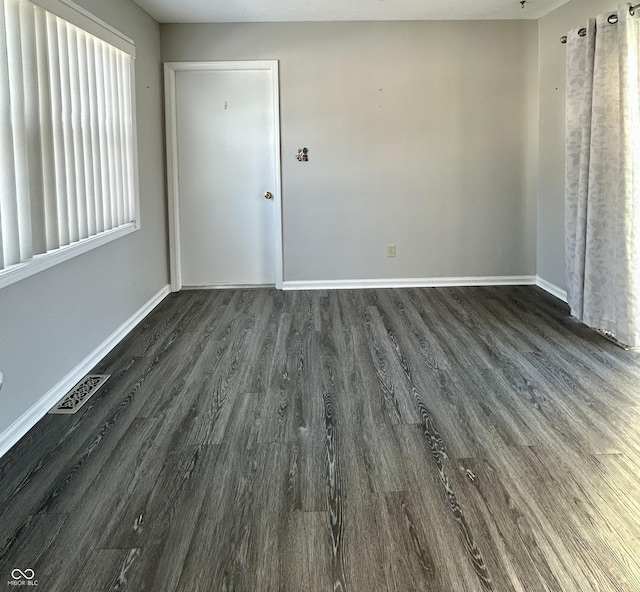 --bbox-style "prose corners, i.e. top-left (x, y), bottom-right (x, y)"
top-left (1, 286), bottom-right (639, 591)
